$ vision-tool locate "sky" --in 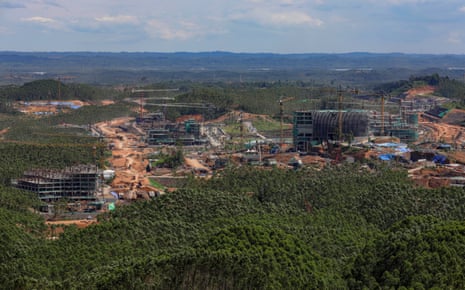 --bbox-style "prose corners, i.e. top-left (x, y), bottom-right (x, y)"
top-left (1, 0), bottom-right (465, 54)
